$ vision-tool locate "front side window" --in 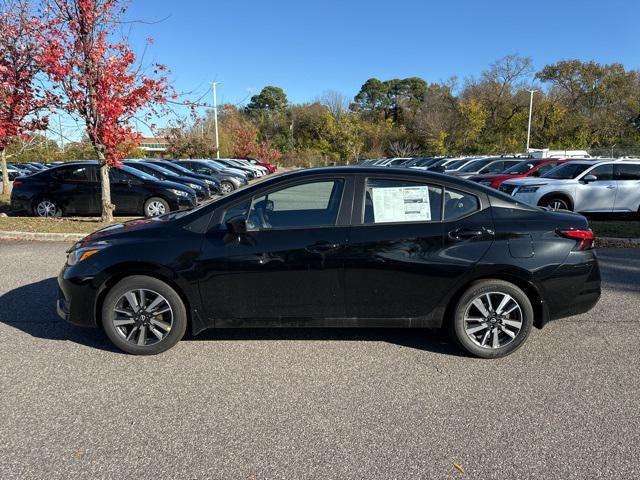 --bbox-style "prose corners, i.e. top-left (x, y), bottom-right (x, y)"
top-left (444, 188), bottom-right (480, 220)
top-left (543, 163), bottom-right (592, 179)
top-left (244, 179), bottom-right (344, 230)
top-left (364, 179), bottom-right (442, 224)
top-left (587, 164), bottom-right (614, 181)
